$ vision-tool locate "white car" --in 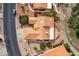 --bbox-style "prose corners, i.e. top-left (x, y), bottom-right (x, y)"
top-left (13, 9), bottom-right (16, 16)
